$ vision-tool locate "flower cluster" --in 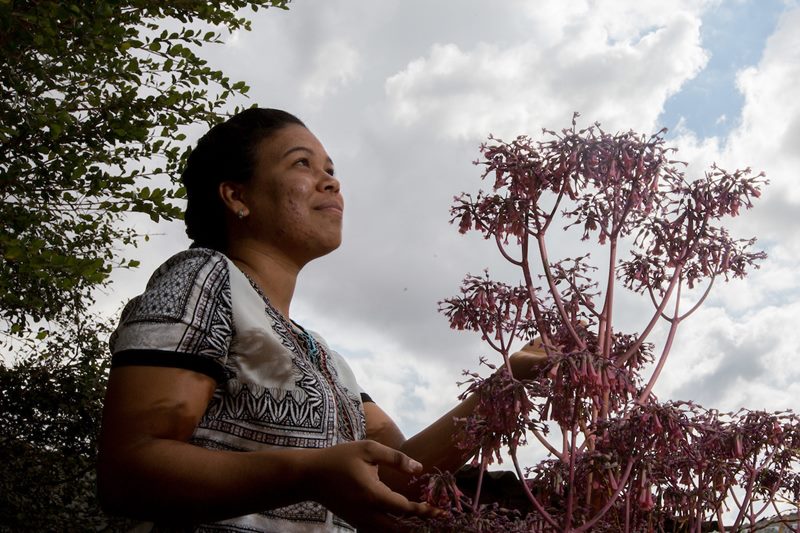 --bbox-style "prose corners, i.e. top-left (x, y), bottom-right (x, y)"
top-left (456, 365), bottom-right (547, 465)
top-left (439, 272), bottom-right (535, 349)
